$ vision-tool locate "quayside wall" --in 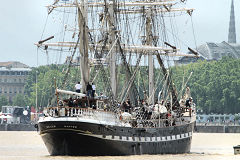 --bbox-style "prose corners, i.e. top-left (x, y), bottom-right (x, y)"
top-left (195, 125), bottom-right (240, 133)
top-left (1, 124), bottom-right (240, 133)
top-left (0, 124), bottom-right (36, 131)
